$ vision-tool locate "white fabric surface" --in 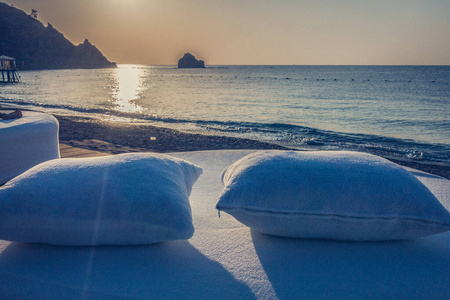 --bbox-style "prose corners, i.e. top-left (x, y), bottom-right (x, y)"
top-left (0, 150), bottom-right (449, 299)
top-left (0, 153), bottom-right (202, 245)
top-left (217, 151), bottom-right (450, 241)
top-left (0, 111), bottom-right (60, 185)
